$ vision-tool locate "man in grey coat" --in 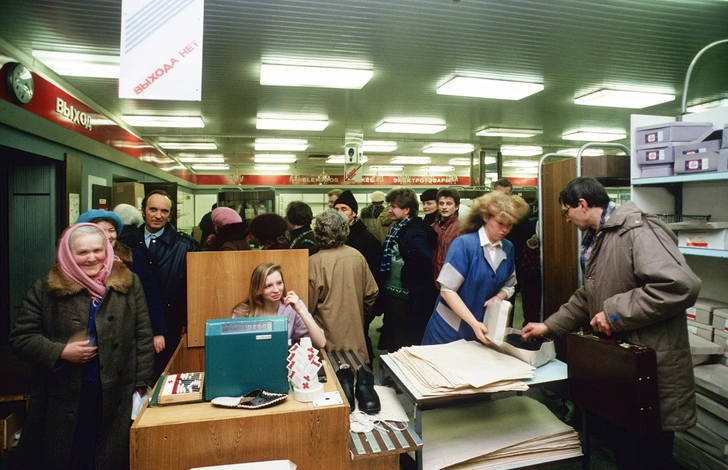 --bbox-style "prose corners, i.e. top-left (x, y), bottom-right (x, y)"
top-left (523, 177), bottom-right (701, 470)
